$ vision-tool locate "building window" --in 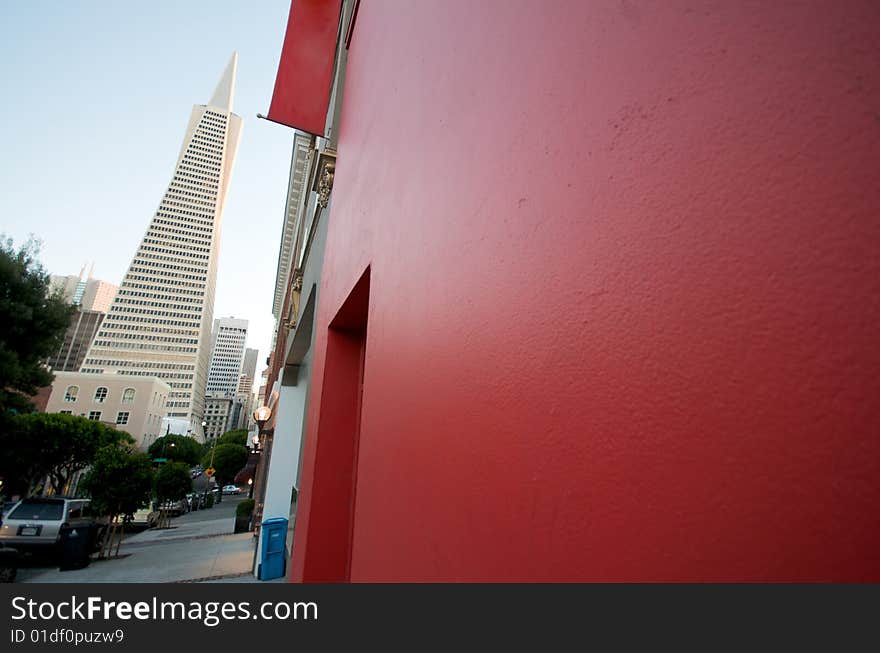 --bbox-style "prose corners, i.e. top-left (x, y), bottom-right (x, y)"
top-left (59, 410), bottom-right (72, 415)
top-left (94, 387), bottom-right (109, 403)
top-left (122, 388), bottom-right (136, 404)
top-left (64, 386), bottom-right (79, 402)
top-left (116, 412), bottom-right (130, 425)
top-left (88, 411), bottom-right (102, 421)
